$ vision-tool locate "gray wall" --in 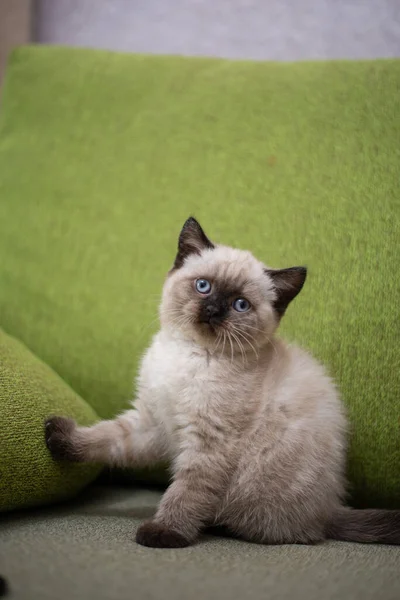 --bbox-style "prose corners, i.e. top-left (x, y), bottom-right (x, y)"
top-left (35, 0), bottom-right (400, 61)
